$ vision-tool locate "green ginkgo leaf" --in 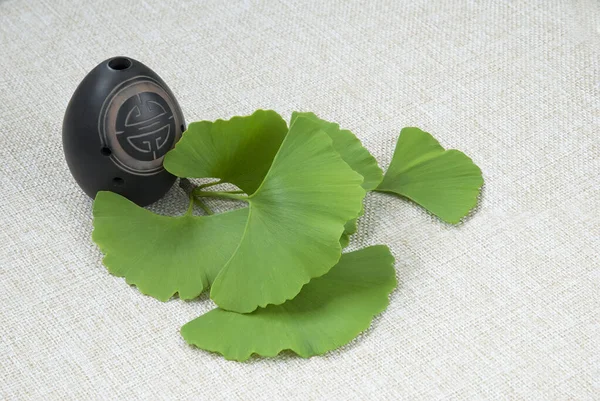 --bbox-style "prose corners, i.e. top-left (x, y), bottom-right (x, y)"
top-left (92, 191), bottom-right (249, 301)
top-left (165, 115), bottom-right (366, 313)
top-left (290, 112), bottom-right (383, 191)
top-left (376, 127), bottom-right (483, 223)
top-left (164, 109), bottom-right (287, 194)
top-left (181, 245), bottom-right (396, 361)
top-left (291, 112), bottom-right (382, 239)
